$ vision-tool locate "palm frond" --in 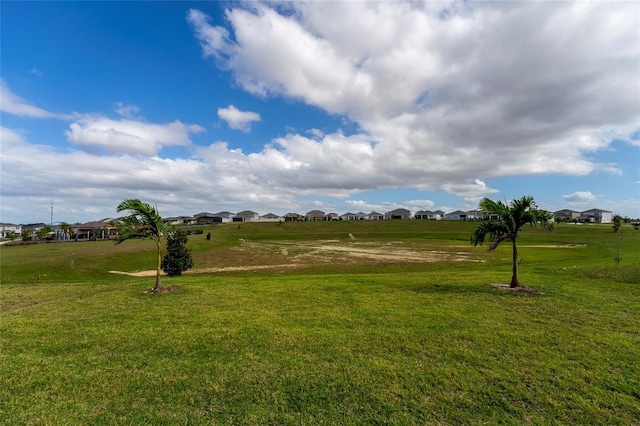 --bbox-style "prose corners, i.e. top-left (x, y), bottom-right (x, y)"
top-left (115, 199), bottom-right (167, 244)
